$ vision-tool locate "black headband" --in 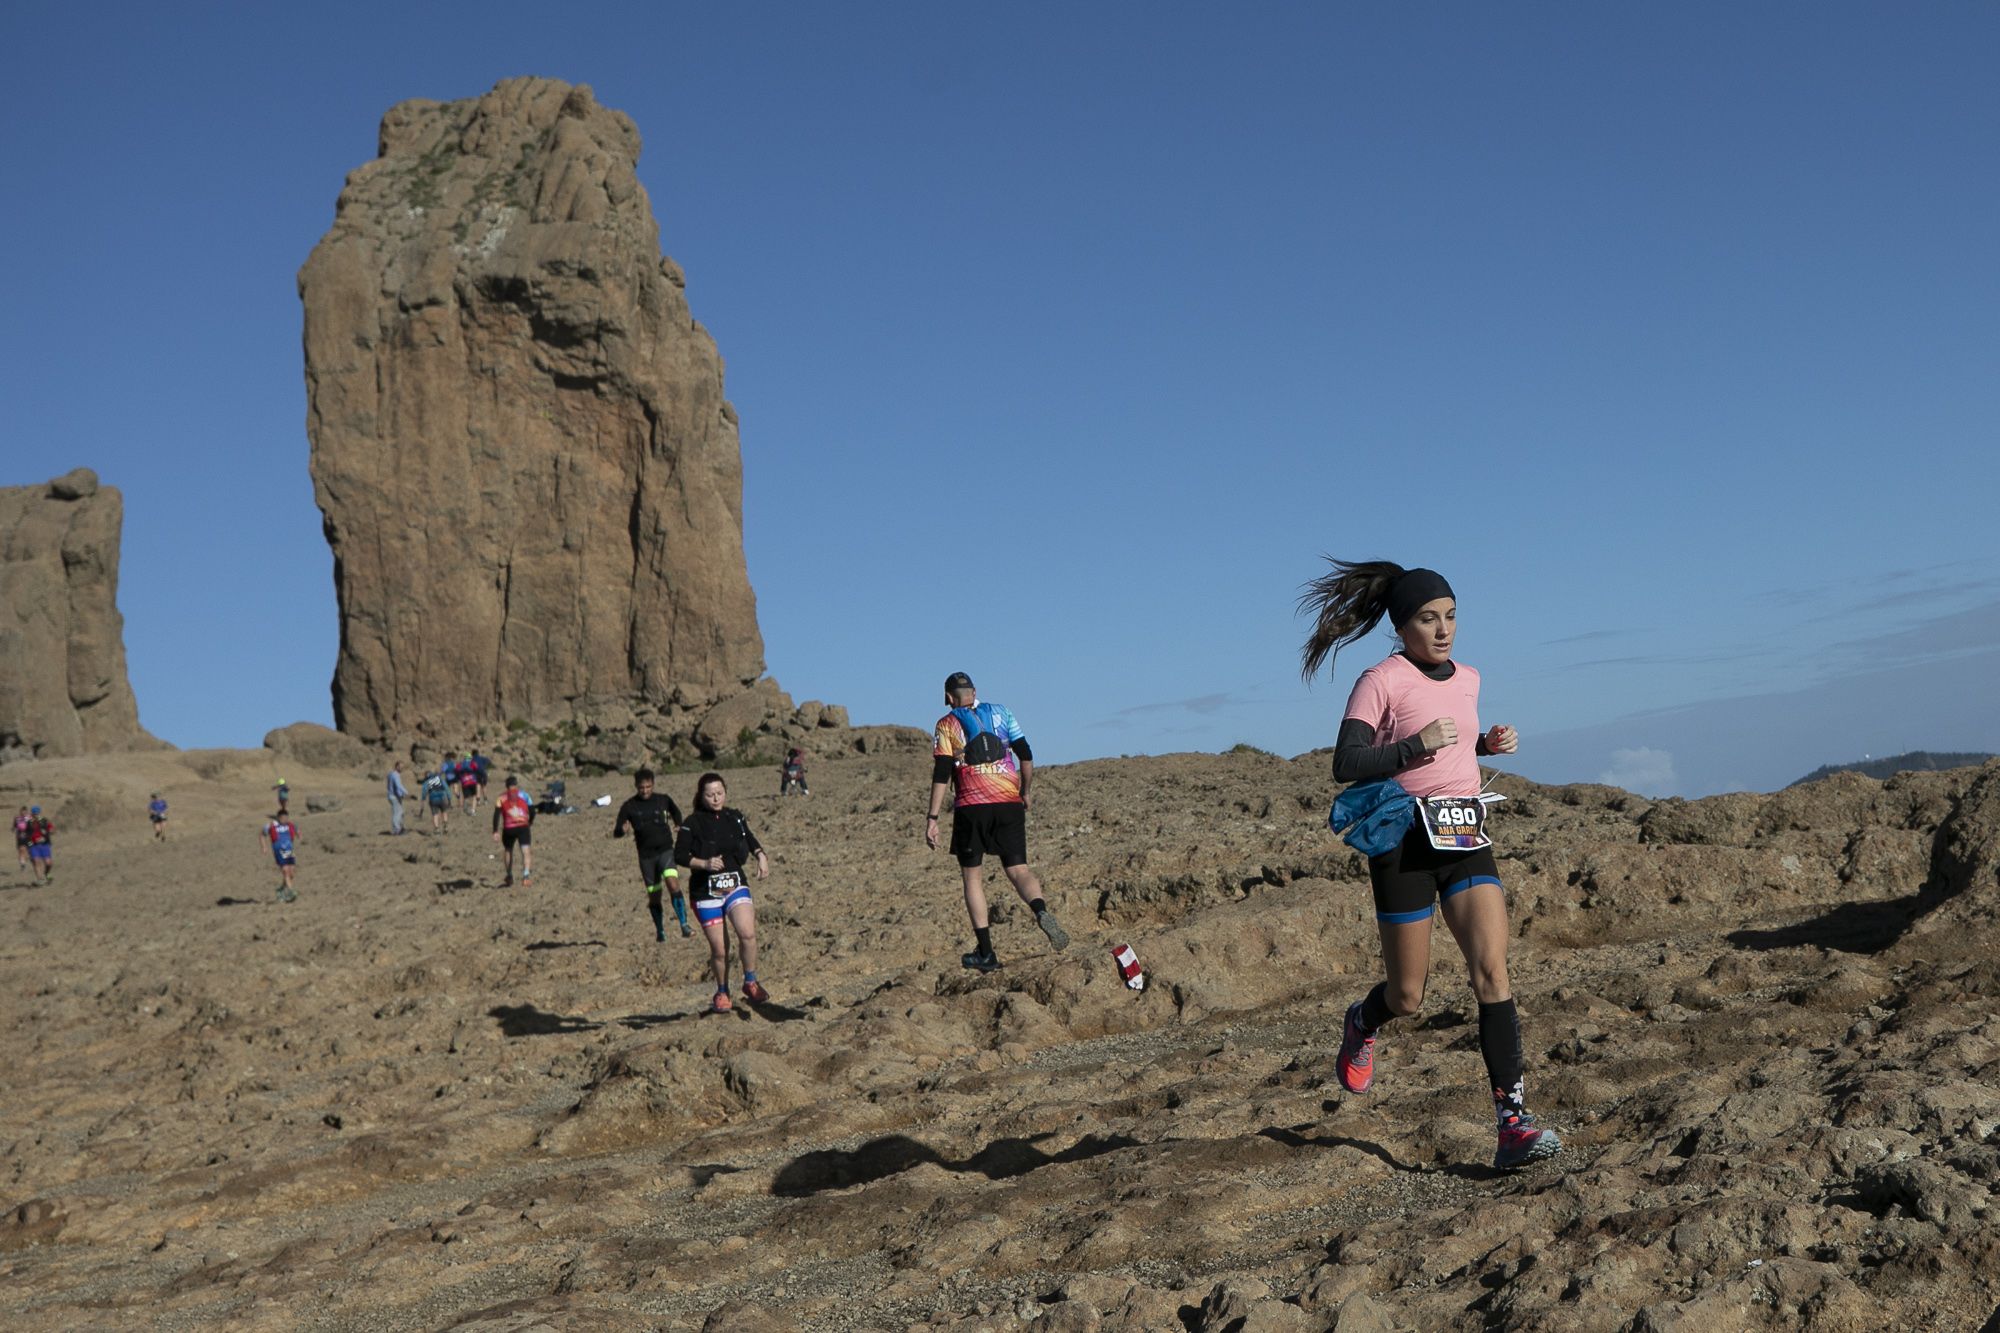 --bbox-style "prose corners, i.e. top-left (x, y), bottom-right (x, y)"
top-left (1386, 568), bottom-right (1455, 629)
